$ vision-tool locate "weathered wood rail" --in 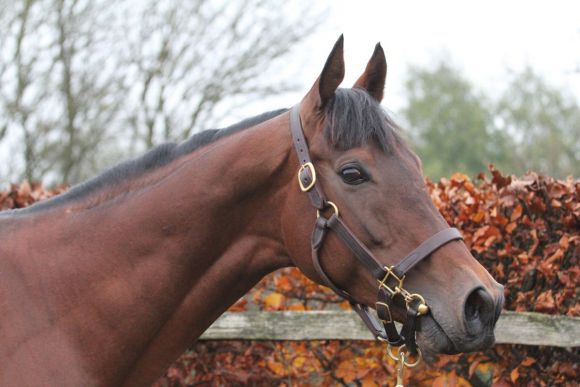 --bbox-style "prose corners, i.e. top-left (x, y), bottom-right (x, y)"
top-left (200, 311), bottom-right (580, 347)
